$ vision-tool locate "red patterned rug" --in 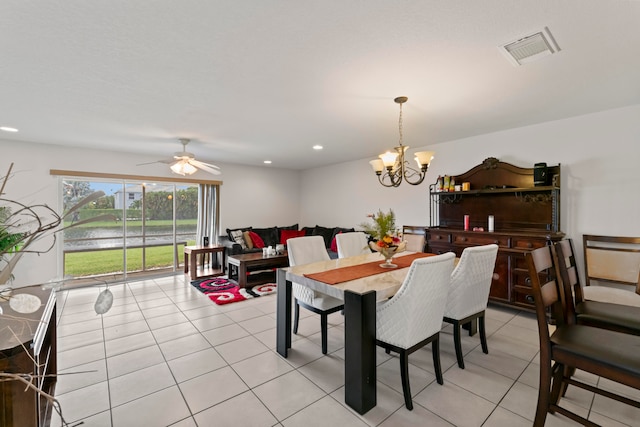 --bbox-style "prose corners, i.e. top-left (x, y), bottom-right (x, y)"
top-left (190, 277), bottom-right (276, 305)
